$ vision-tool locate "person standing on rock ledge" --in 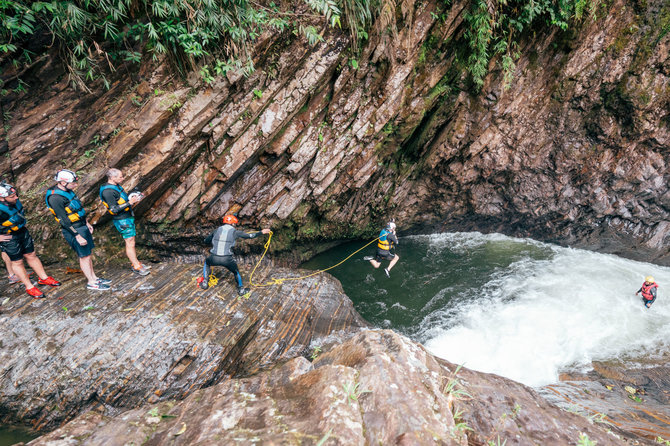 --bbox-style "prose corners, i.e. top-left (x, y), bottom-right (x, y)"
top-left (198, 214), bottom-right (271, 295)
top-left (46, 169), bottom-right (111, 291)
top-left (99, 168), bottom-right (150, 276)
top-left (636, 276), bottom-right (658, 308)
top-left (0, 182), bottom-right (61, 298)
top-left (364, 221), bottom-right (399, 278)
